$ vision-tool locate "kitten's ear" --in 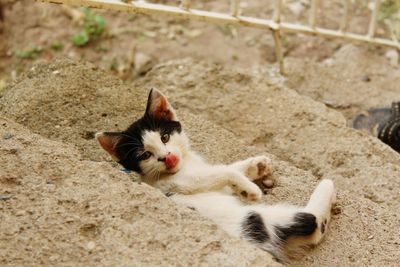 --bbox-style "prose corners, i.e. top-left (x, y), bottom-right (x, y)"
top-left (145, 88), bottom-right (178, 121)
top-left (95, 132), bottom-right (122, 160)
